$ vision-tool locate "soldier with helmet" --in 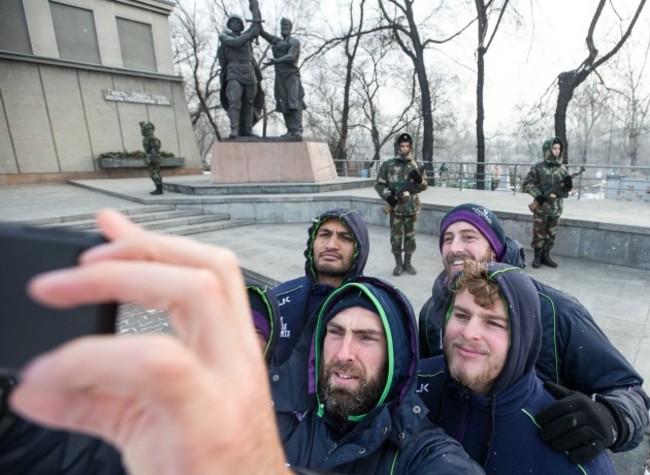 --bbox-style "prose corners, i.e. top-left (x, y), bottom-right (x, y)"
top-left (522, 137), bottom-right (572, 268)
top-left (374, 132), bottom-right (428, 276)
top-left (139, 121), bottom-right (163, 195)
top-left (217, 14), bottom-right (263, 138)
